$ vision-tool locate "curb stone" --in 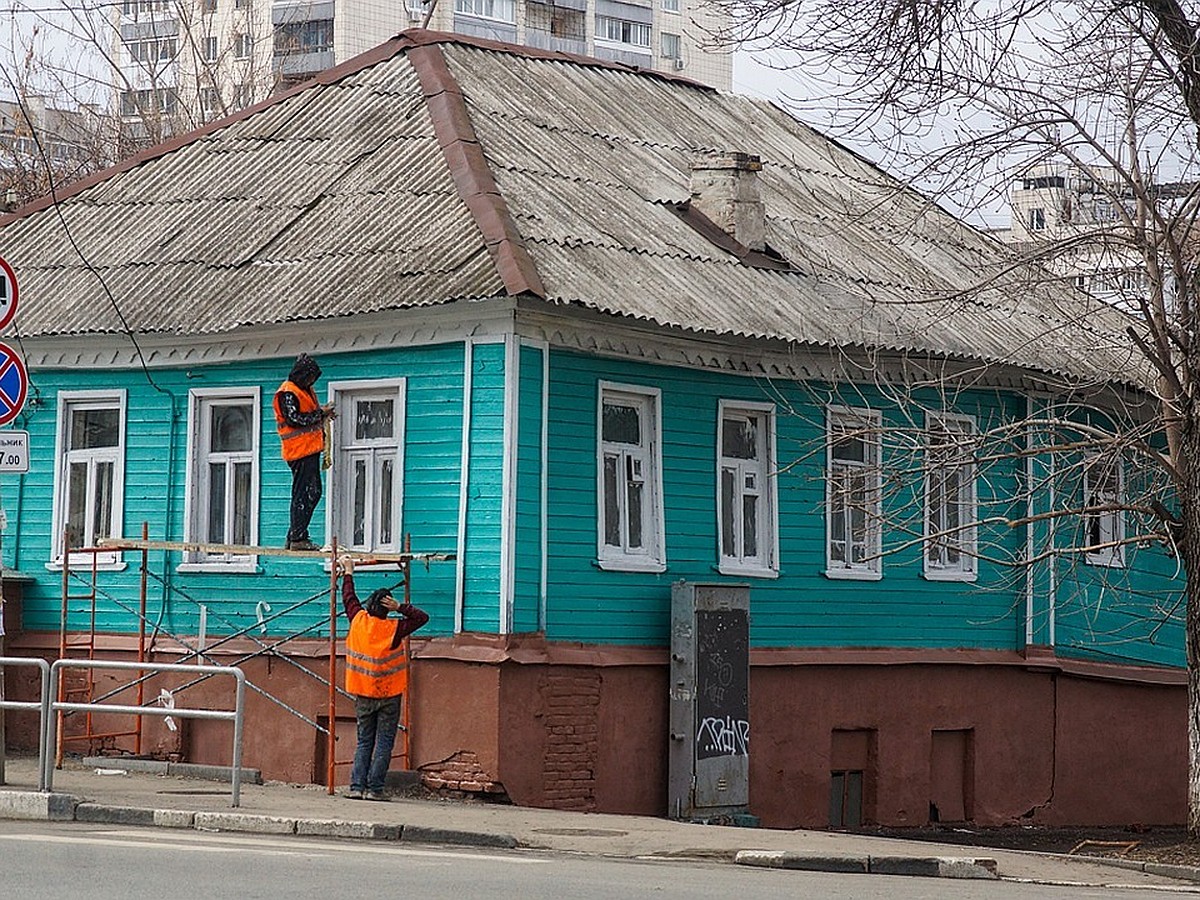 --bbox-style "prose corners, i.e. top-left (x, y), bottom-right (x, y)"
top-left (1071, 854), bottom-right (1200, 885)
top-left (193, 812), bottom-right (297, 834)
top-left (735, 850), bottom-right (869, 873)
top-left (0, 791), bottom-right (78, 821)
top-left (296, 819), bottom-right (402, 840)
top-left (734, 849), bottom-right (998, 879)
top-left (400, 824), bottom-right (519, 849)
